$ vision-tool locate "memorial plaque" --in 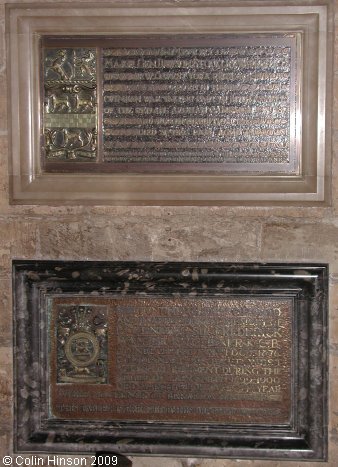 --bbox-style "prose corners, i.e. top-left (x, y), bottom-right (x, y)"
top-left (50, 297), bottom-right (292, 424)
top-left (42, 35), bottom-right (299, 173)
top-left (13, 261), bottom-right (328, 460)
top-left (8, 2), bottom-right (331, 204)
